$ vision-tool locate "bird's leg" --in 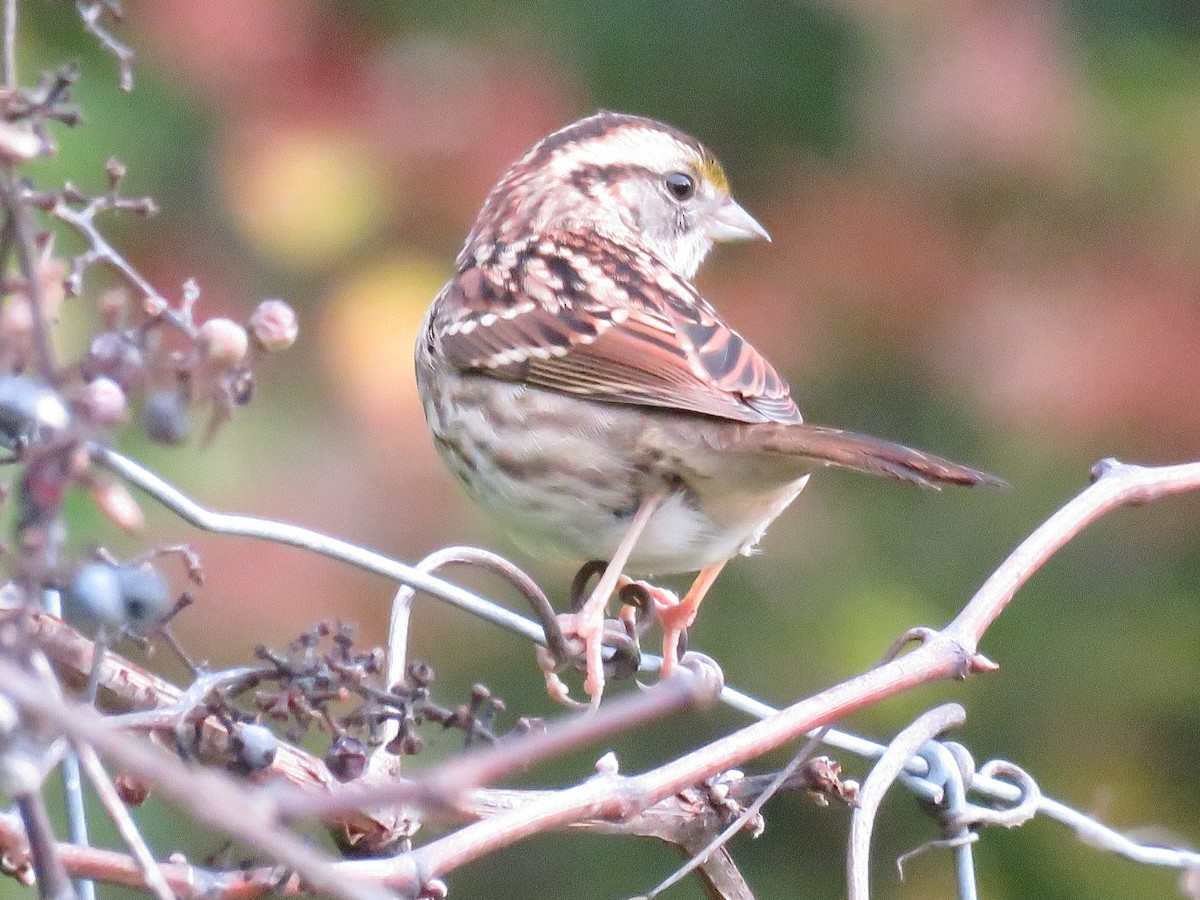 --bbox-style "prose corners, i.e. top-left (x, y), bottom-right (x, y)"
top-left (556, 490), bottom-right (666, 709)
top-left (652, 560), bottom-right (728, 677)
